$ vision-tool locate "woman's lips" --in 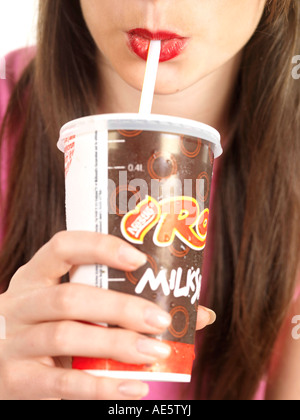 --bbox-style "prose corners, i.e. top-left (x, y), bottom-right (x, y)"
top-left (127, 28), bottom-right (188, 62)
